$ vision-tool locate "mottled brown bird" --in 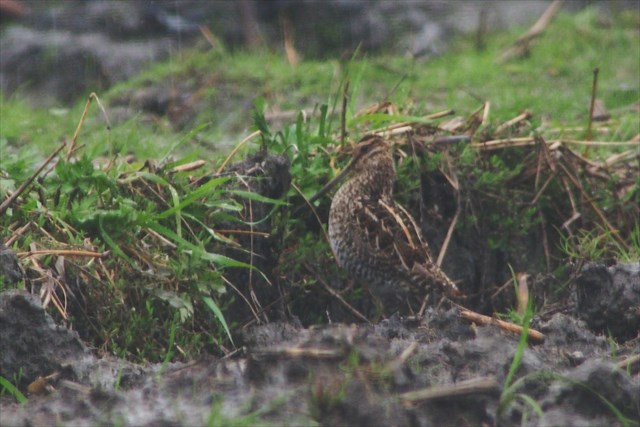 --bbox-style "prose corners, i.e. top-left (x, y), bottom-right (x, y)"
top-left (324, 135), bottom-right (458, 310)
